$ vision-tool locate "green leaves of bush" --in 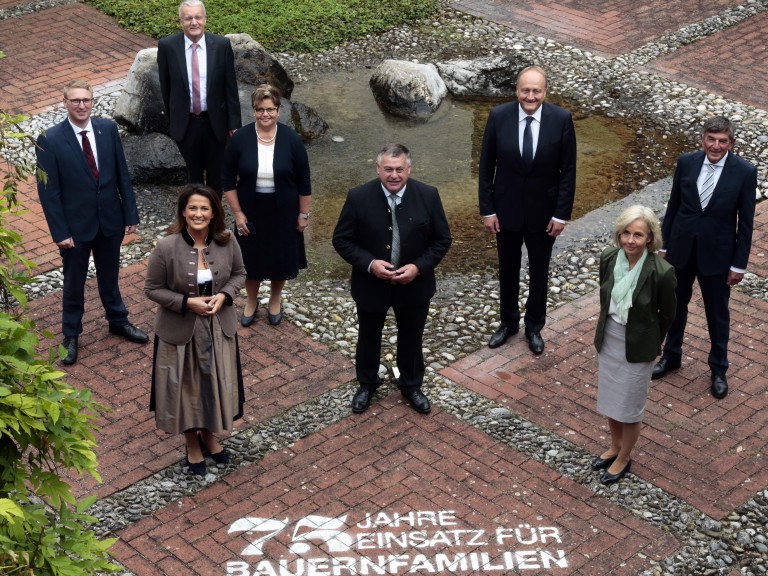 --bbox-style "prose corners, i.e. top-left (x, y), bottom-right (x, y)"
top-left (85, 0), bottom-right (439, 52)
